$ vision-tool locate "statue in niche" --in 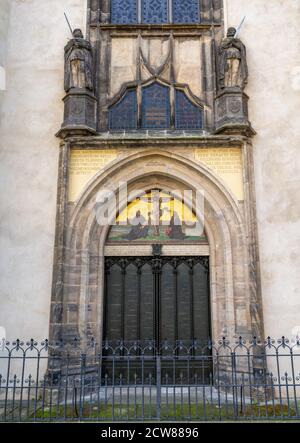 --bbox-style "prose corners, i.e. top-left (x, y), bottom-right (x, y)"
top-left (64, 29), bottom-right (93, 92)
top-left (218, 27), bottom-right (248, 90)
